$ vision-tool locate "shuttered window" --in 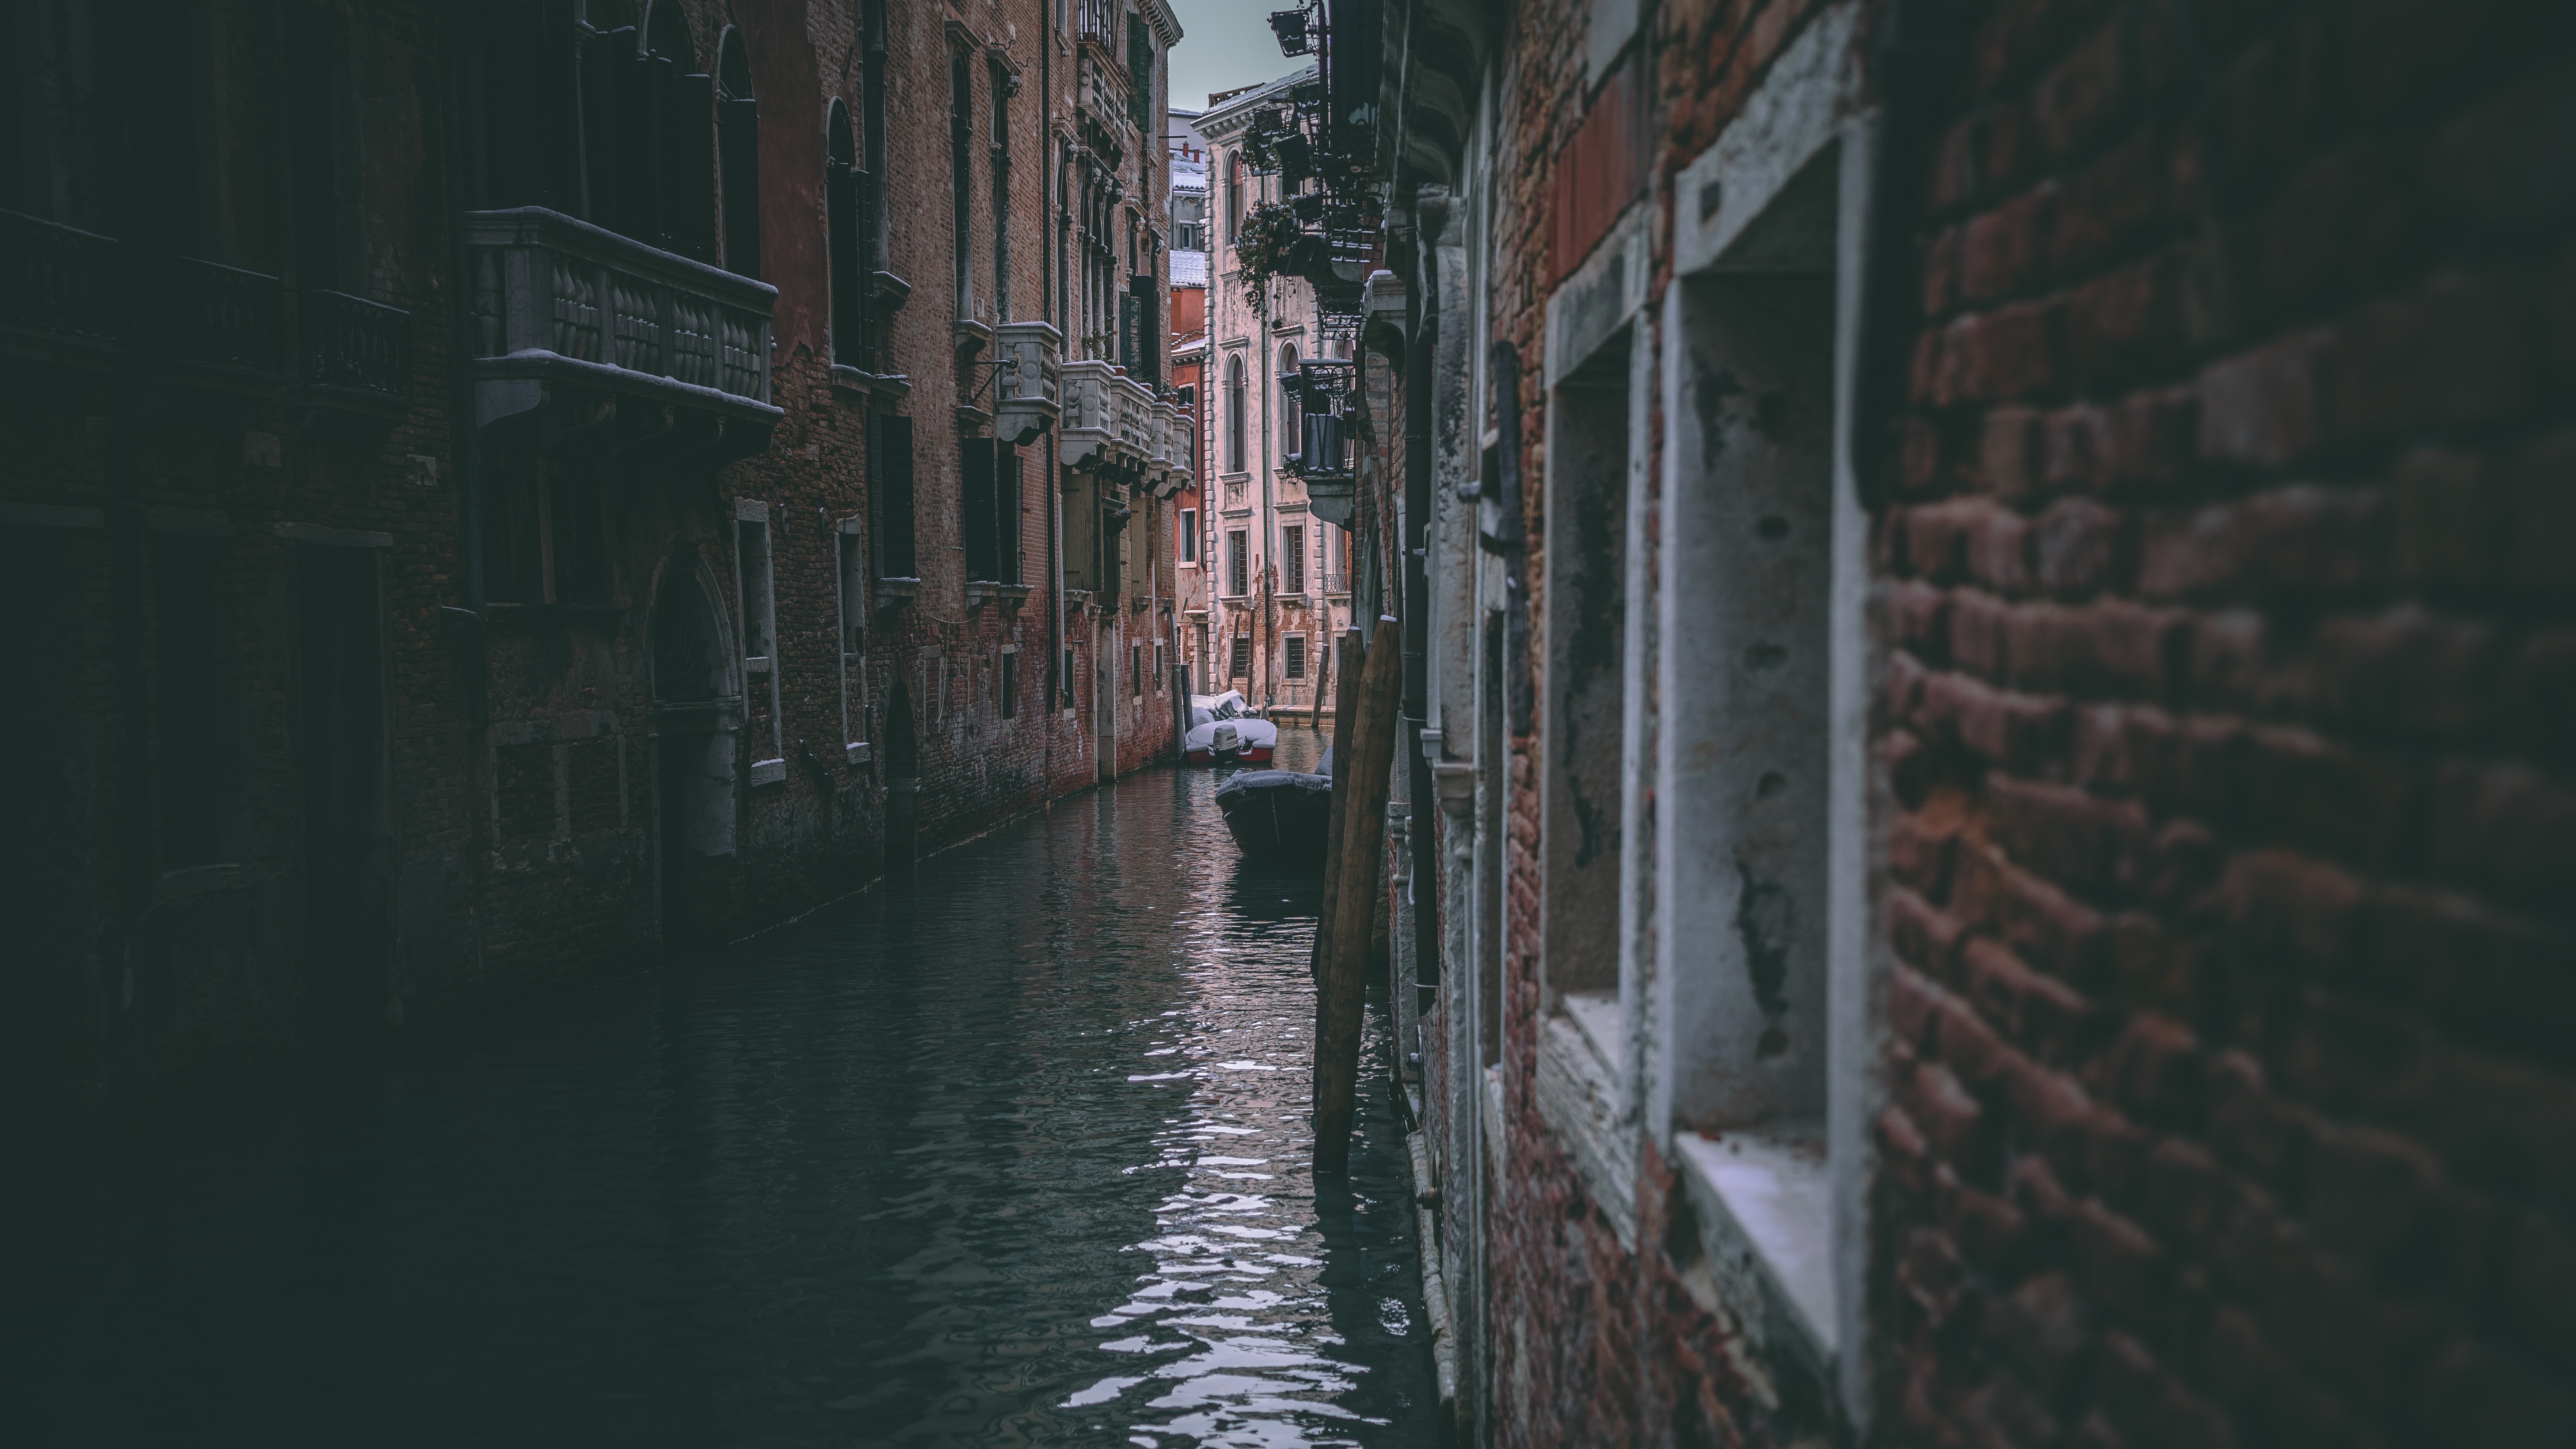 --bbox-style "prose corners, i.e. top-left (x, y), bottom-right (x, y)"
top-left (873, 414), bottom-right (916, 578)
